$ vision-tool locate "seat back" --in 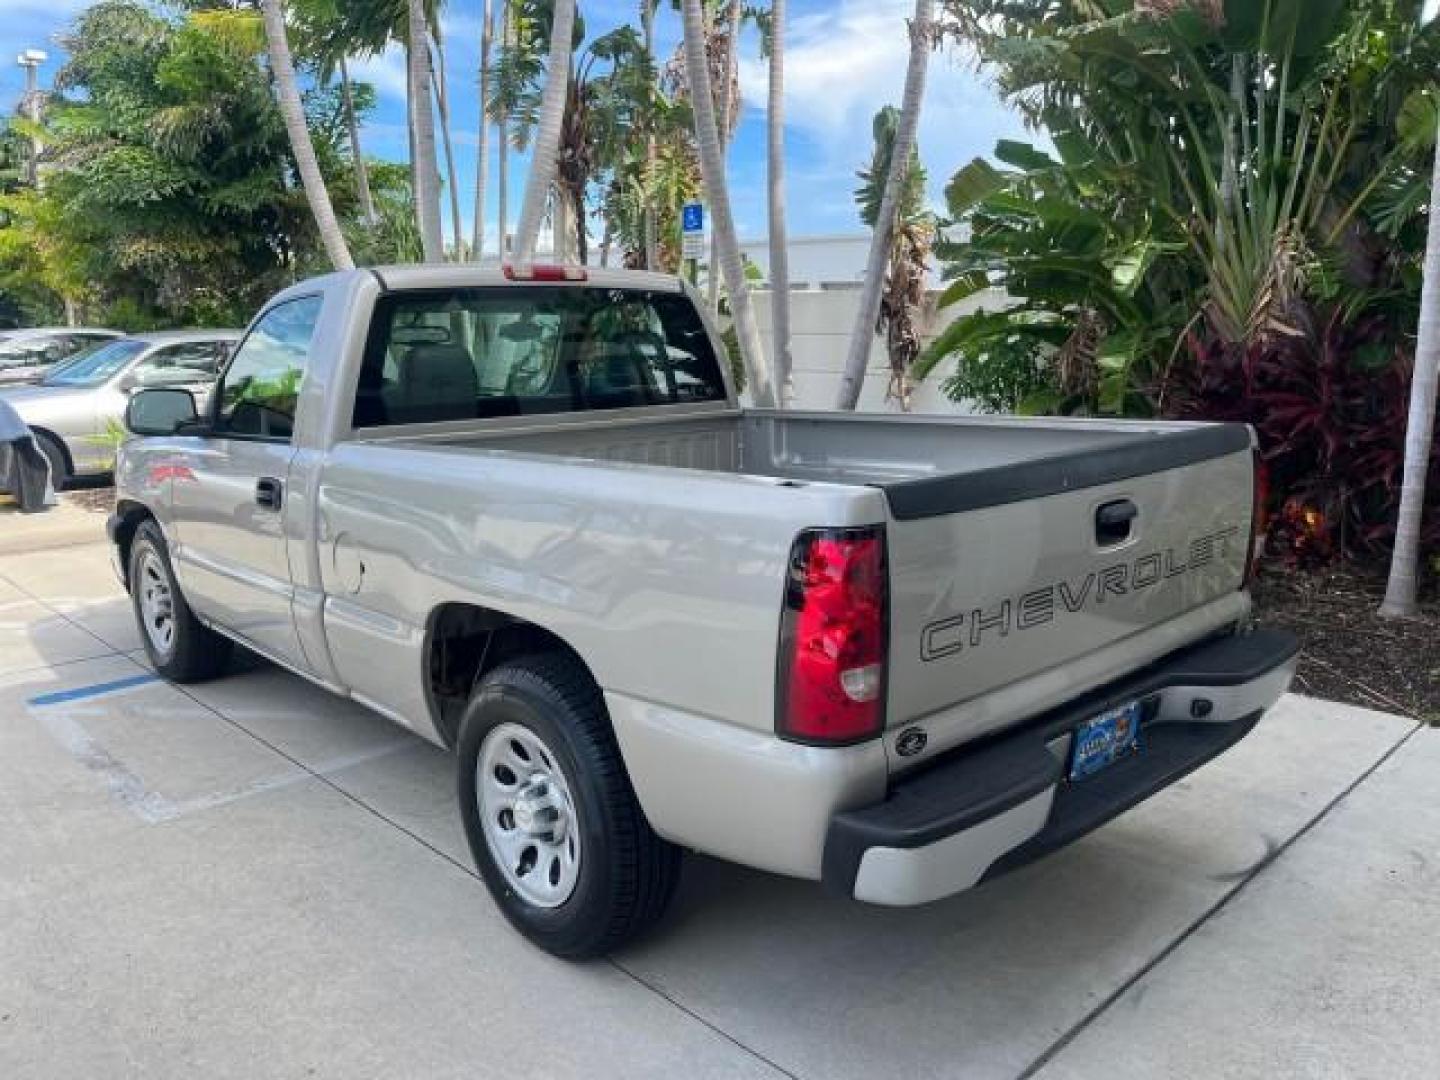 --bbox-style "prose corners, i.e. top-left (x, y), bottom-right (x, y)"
top-left (390, 343), bottom-right (478, 422)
